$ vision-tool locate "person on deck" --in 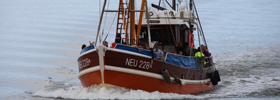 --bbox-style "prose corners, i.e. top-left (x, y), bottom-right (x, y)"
top-left (190, 31), bottom-right (194, 47)
top-left (201, 45), bottom-right (211, 57)
top-left (110, 42), bottom-right (117, 48)
top-left (144, 42), bottom-right (150, 50)
top-left (175, 42), bottom-right (184, 54)
top-left (115, 34), bottom-right (125, 44)
top-left (183, 42), bottom-right (194, 56)
top-left (154, 44), bottom-right (164, 60)
top-left (137, 43), bottom-right (143, 49)
top-left (201, 45), bottom-right (212, 66)
top-left (178, 51), bottom-right (183, 55)
top-left (195, 47), bottom-right (206, 65)
top-left (195, 47), bottom-right (204, 57)
top-left (103, 41), bottom-right (108, 47)
top-left (81, 44), bottom-right (86, 49)
top-left (144, 42), bottom-right (155, 64)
